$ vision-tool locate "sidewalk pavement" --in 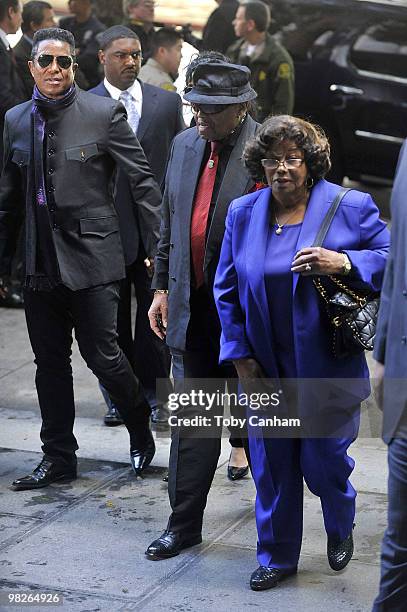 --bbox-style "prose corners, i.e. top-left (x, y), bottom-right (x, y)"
top-left (0, 307), bottom-right (387, 612)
